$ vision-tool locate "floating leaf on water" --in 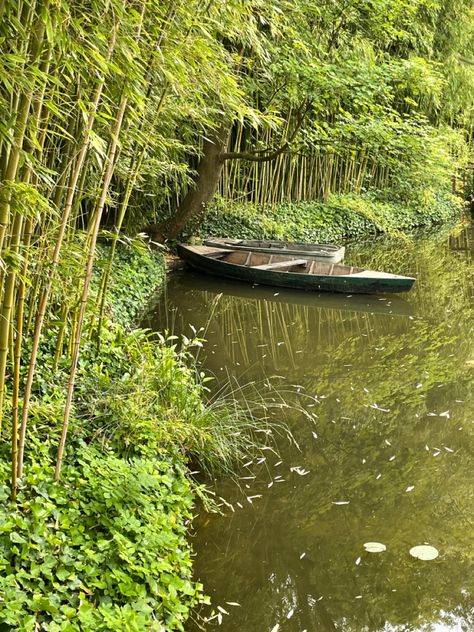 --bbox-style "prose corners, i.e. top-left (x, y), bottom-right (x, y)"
top-left (409, 545), bottom-right (439, 560)
top-left (364, 542), bottom-right (387, 553)
top-left (406, 486), bottom-right (415, 492)
top-left (333, 501), bottom-right (350, 505)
